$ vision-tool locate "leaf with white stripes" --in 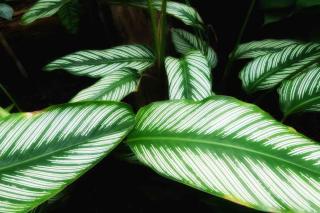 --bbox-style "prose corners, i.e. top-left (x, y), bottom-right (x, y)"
top-left (165, 50), bottom-right (212, 101)
top-left (71, 68), bottom-right (140, 102)
top-left (240, 42), bottom-right (320, 93)
top-left (171, 28), bottom-right (217, 68)
top-left (127, 95), bottom-right (320, 212)
top-left (0, 101), bottom-right (134, 212)
top-left (109, 0), bottom-right (203, 29)
top-left (45, 45), bottom-right (155, 78)
top-left (234, 39), bottom-right (300, 59)
top-left (278, 67), bottom-right (320, 116)
top-left (22, 0), bottom-right (68, 24)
